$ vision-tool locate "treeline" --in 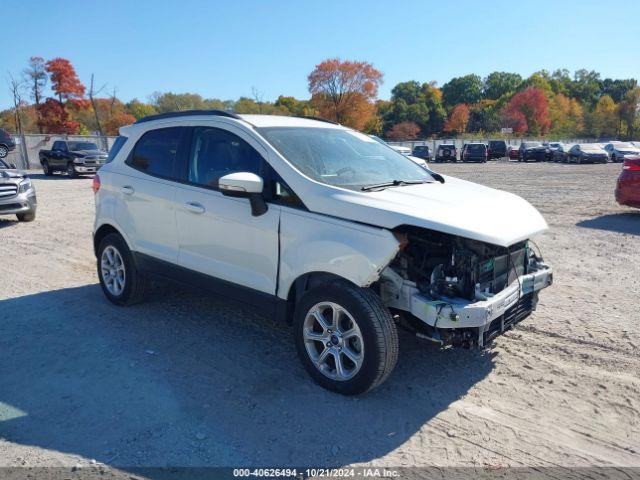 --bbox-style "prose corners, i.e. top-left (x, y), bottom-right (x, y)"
top-left (2, 57), bottom-right (639, 140)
